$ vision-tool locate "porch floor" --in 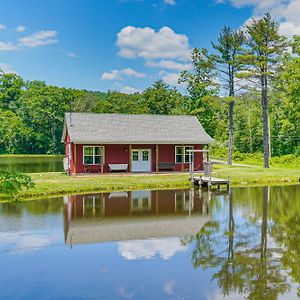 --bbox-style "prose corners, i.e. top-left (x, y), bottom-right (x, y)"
top-left (72, 170), bottom-right (205, 177)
